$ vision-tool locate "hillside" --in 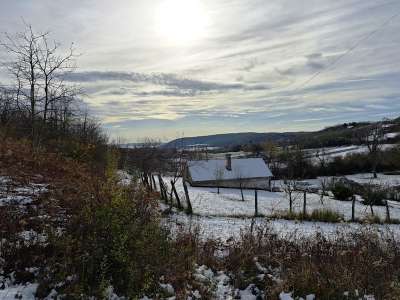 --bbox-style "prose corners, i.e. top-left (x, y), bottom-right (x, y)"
top-left (163, 118), bottom-right (400, 149)
top-left (163, 132), bottom-right (303, 149)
